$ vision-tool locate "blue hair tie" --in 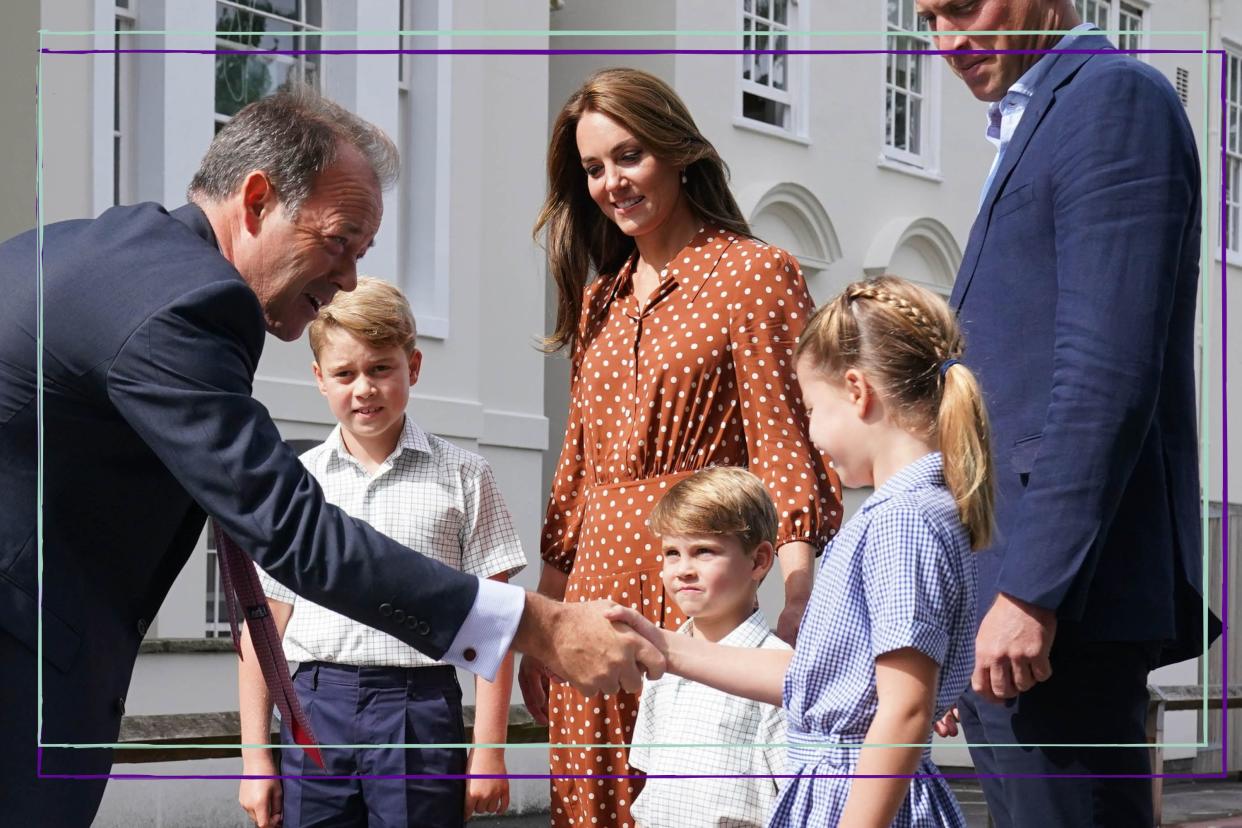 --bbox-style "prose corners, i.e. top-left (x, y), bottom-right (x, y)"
top-left (939, 358), bottom-right (961, 378)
